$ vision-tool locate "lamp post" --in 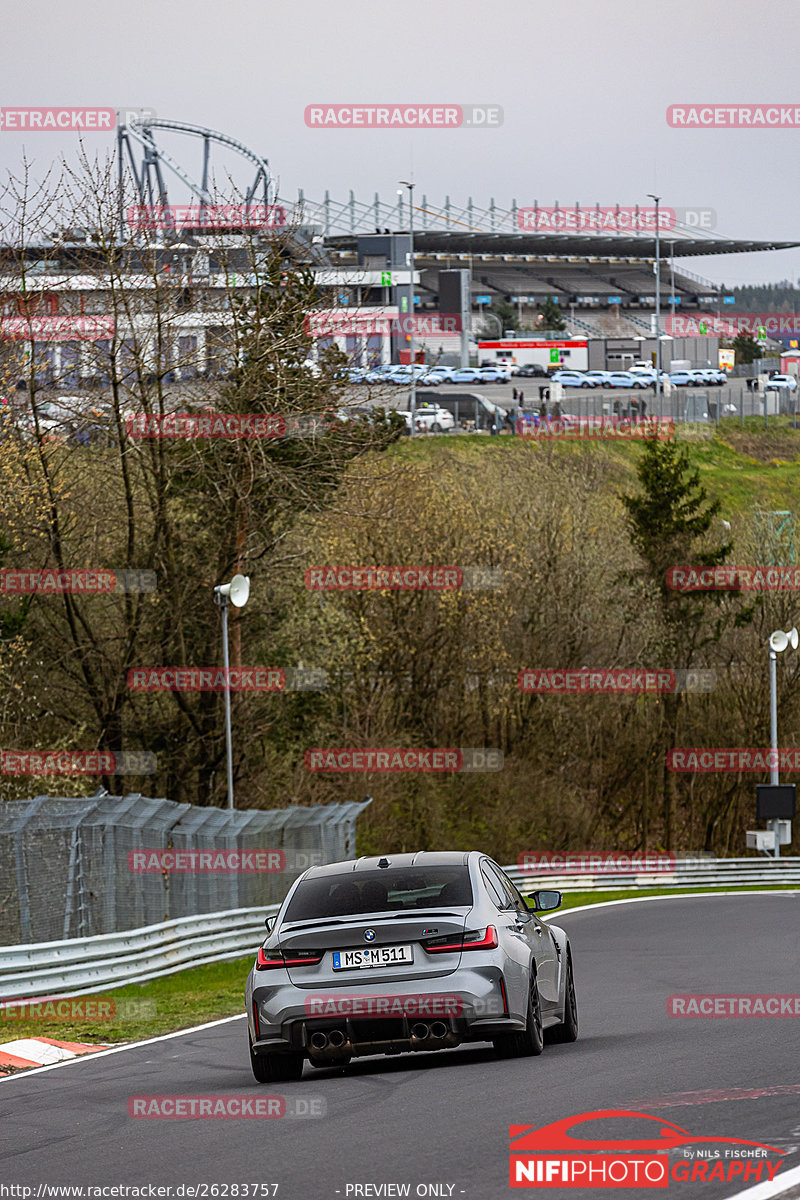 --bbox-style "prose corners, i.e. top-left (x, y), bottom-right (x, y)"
top-left (648, 194), bottom-right (662, 419)
top-left (213, 573), bottom-right (251, 810)
top-left (399, 180), bottom-right (416, 436)
top-left (767, 626), bottom-right (799, 856)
